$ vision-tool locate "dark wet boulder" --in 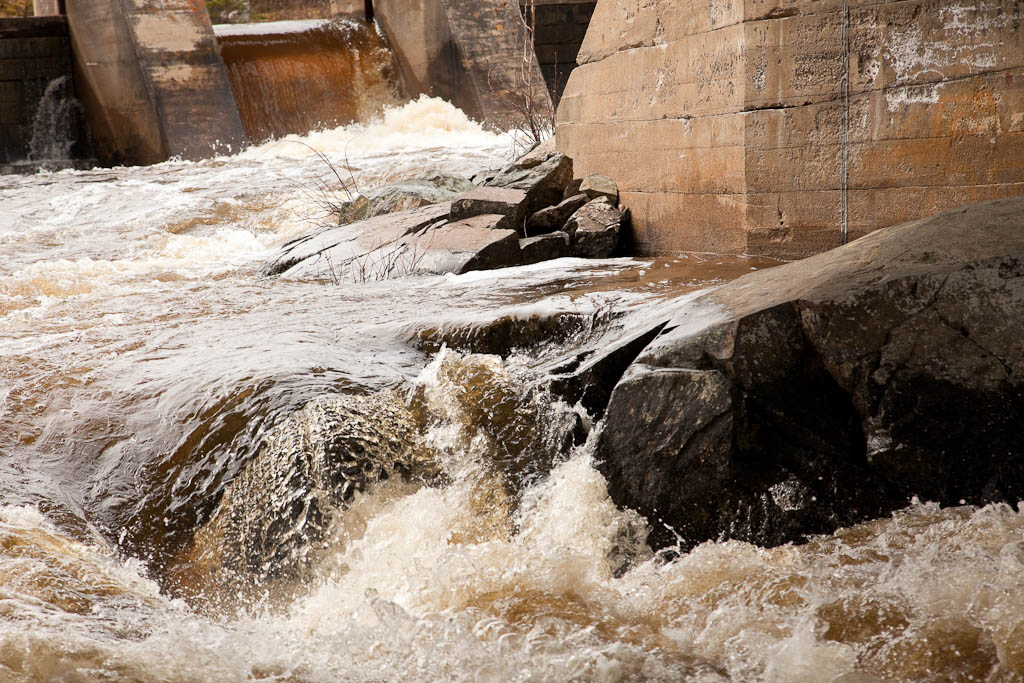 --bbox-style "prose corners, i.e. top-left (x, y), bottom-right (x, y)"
top-left (449, 186), bottom-right (528, 232)
top-left (594, 198), bottom-right (1024, 551)
top-left (565, 198), bottom-right (622, 258)
top-left (334, 173), bottom-right (475, 224)
top-left (410, 310), bottom-right (593, 357)
top-left (519, 231), bottom-right (570, 264)
top-left (177, 393), bottom-right (441, 594)
top-left (527, 194), bottom-right (588, 234)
